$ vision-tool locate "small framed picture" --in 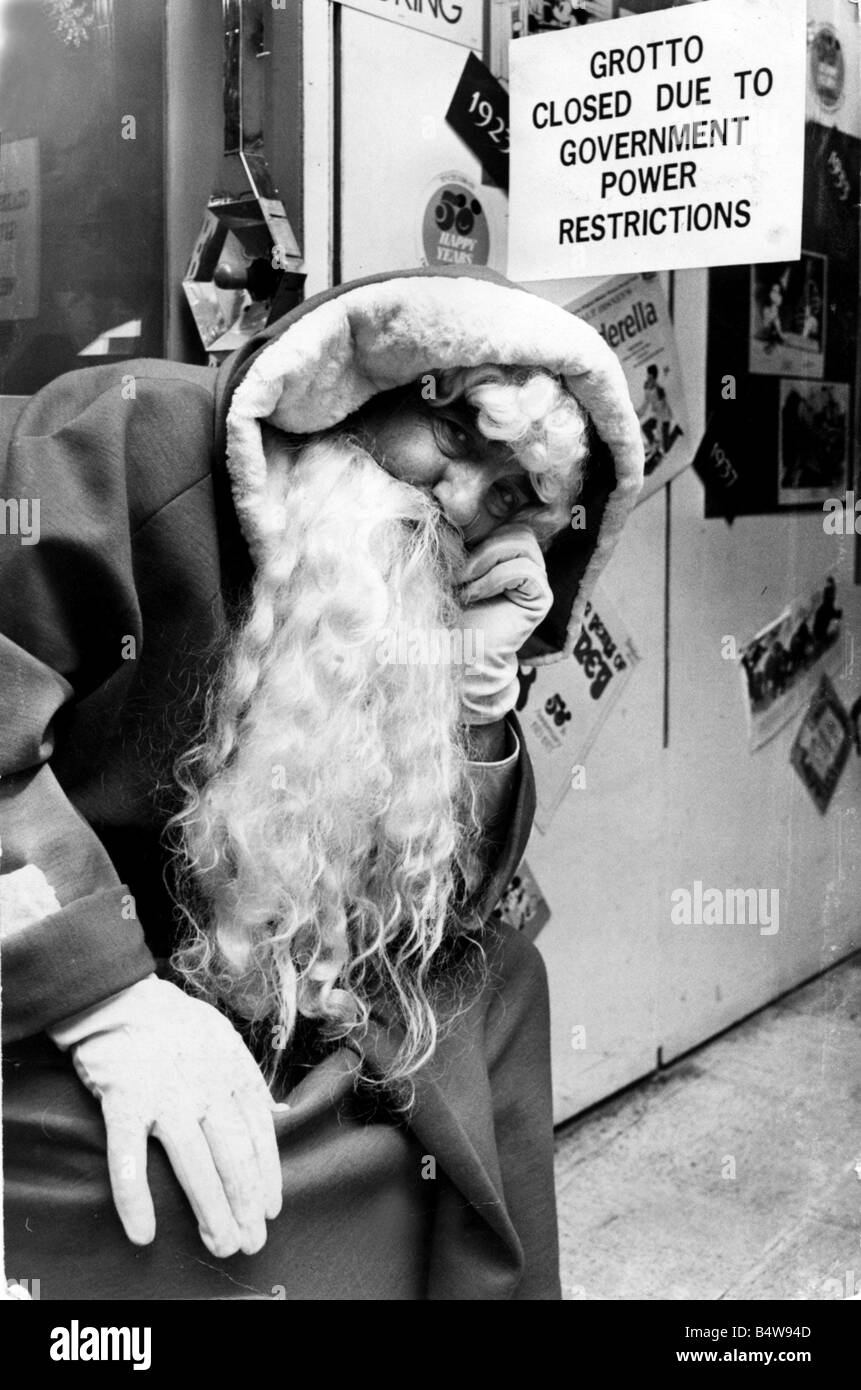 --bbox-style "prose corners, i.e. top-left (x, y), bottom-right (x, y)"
top-left (749, 252), bottom-right (826, 380)
top-left (790, 675), bottom-right (852, 814)
top-left (778, 378), bottom-right (850, 507)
